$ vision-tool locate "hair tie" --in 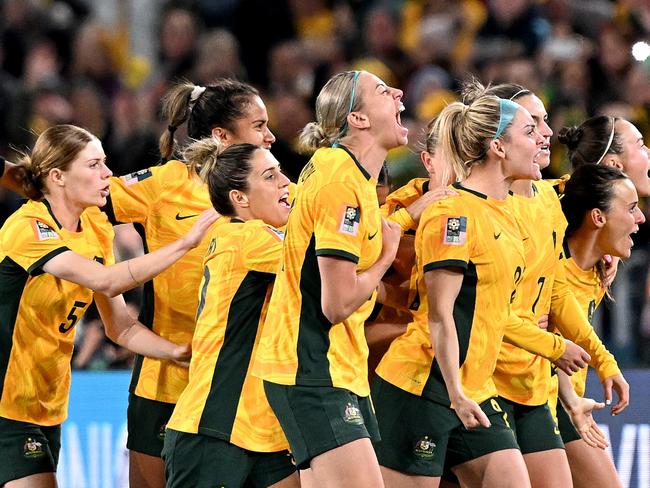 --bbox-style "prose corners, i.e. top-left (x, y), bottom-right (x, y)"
top-left (595, 117), bottom-right (616, 164)
top-left (188, 85), bottom-right (207, 111)
top-left (493, 98), bottom-right (520, 140)
top-left (168, 125), bottom-right (177, 134)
